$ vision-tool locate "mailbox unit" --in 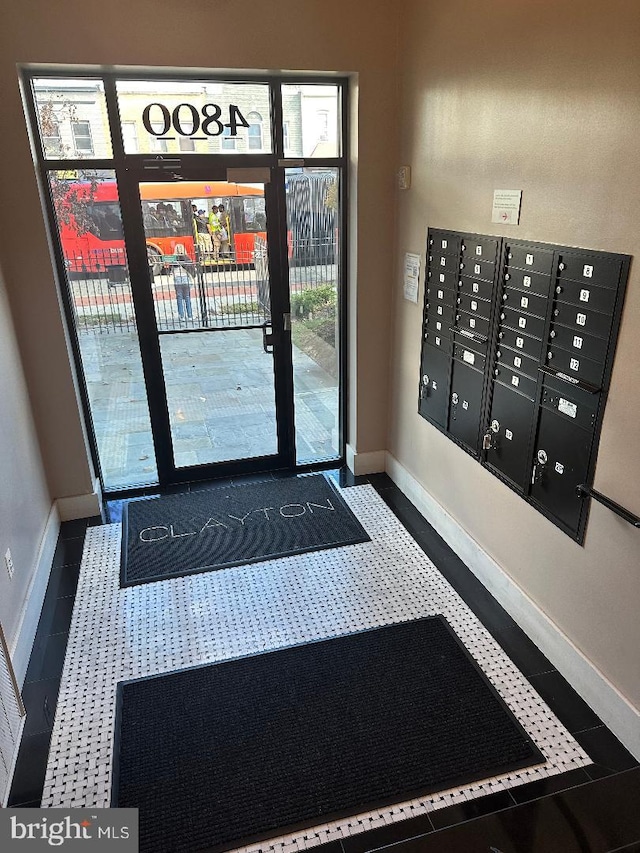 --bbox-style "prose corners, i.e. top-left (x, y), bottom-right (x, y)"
top-left (419, 228), bottom-right (630, 543)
